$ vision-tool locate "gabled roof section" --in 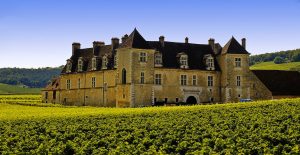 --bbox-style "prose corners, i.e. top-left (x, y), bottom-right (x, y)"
top-left (120, 28), bottom-right (151, 49)
top-left (222, 37), bottom-right (249, 54)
